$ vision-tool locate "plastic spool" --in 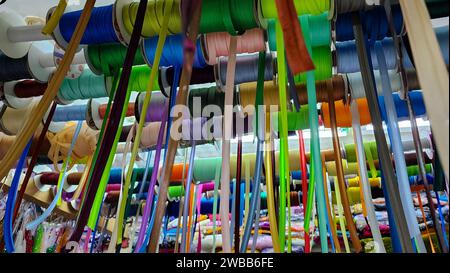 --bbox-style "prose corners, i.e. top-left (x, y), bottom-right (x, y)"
top-left (158, 67), bottom-right (171, 97)
top-left (32, 166), bottom-right (53, 192)
top-left (42, 105), bottom-right (67, 134)
top-left (114, 0), bottom-right (134, 45)
top-left (135, 91), bottom-right (167, 123)
top-left (0, 101), bottom-right (38, 135)
top-left (0, 8), bottom-right (35, 58)
top-left (53, 44), bottom-right (86, 79)
top-left (70, 198), bottom-right (81, 211)
top-left (49, 5), bottom-right (82, 52)
top-left (27, 41), bottom-right (55, 83)
top-left (63, 168), bottom-right (78, 193)
top-left (1, 81), bottom-right (34, 109)
top-left (86, 99), bottom-right (103, 130)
